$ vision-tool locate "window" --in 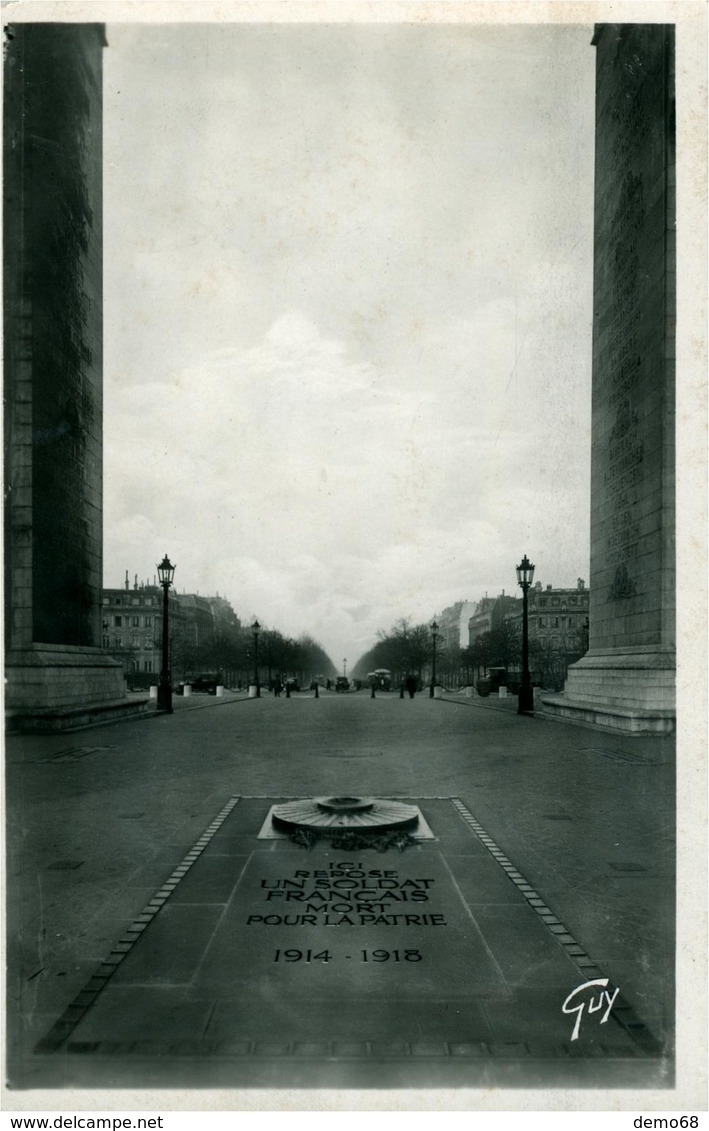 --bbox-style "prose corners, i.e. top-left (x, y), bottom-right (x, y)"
top-left (144, 615), bottom-right (152, 627)
top-left (540, 599), bottom-right (547, 607)
top-left (102, 636), bottom-right (110, 649)
top-left (132, 616), bottom-right (140, 627)
top-left (554, 618), bottom-right (559, 627)
top-left (115, 597), bottom-right (122, 606)
top-left (539, 617), bottom-right (545, 628)
top-left (144, 637), bottom-right (154, 650)
top-left (114, 615), bottom-right (122, 627)
top-left (132, 597), bottom-right (140, 605)
top-left (113, 635), bottom-right (123, 647)
top-left (132, 634), bottom-right (141, 648)
top-left (144, 660), bottom-right (153, 672)
top-left (551, 598), bottom-right (559, 607)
